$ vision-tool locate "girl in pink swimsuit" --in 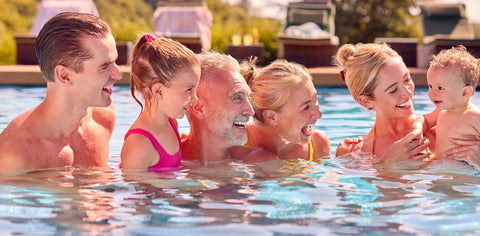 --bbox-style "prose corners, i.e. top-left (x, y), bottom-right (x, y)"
top-left (121, 33), bottom-right (200, 171)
